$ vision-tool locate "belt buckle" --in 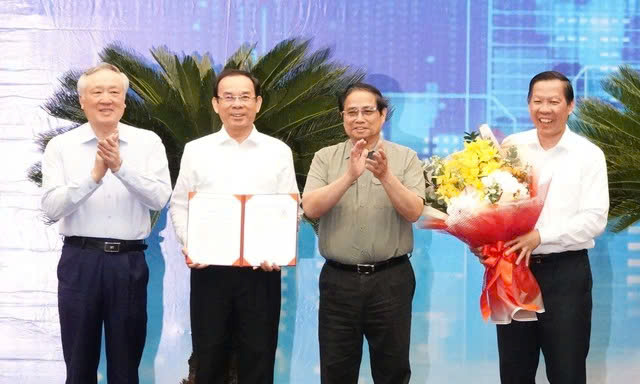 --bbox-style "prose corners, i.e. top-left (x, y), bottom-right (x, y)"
top-left (356, 263), bottom-right (375, 274)
top-left (104, 242), bottom-right (121, 253)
